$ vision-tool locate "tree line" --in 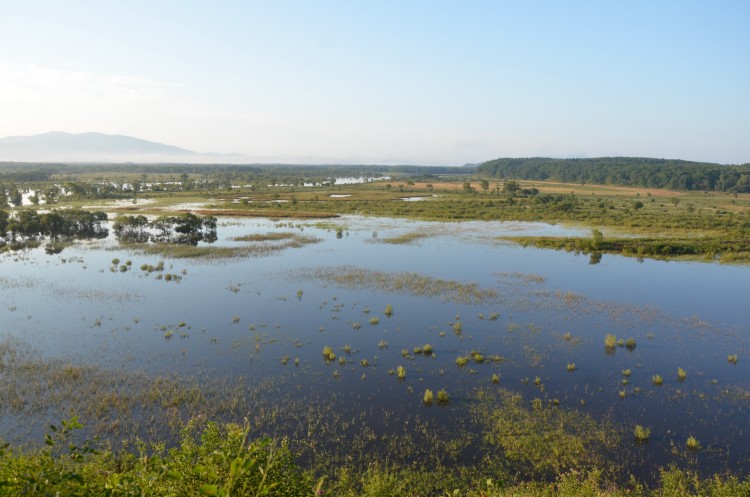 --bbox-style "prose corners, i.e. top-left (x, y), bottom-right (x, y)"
top-left (477, 157), bottom-right (750, 193)
top-left (0, 208), bottom-right (108, 244)
top-left (113, 212), bottom-right (217, 245)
